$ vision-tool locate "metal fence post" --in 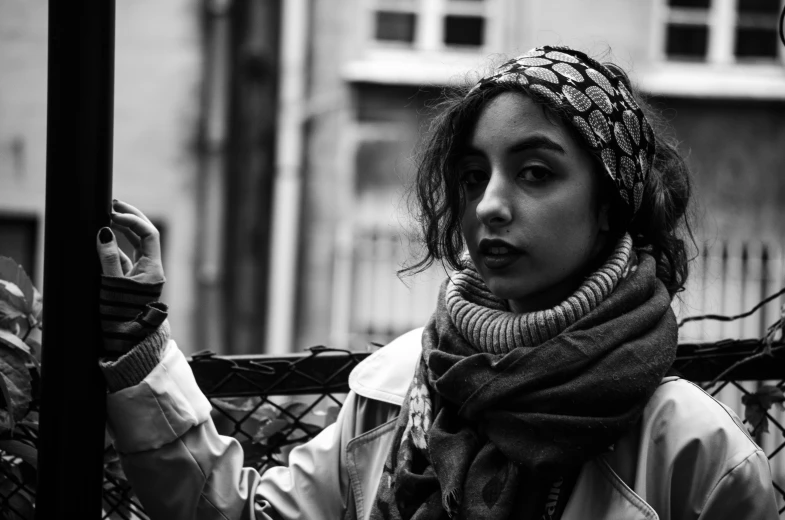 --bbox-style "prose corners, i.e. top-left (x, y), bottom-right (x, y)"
top-left (36, 0), bottom-right (115, 517)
